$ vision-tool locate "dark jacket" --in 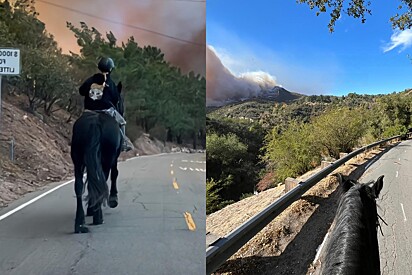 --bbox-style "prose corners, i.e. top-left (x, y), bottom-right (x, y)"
top-left (79, 73), bottom-right (120, 111)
